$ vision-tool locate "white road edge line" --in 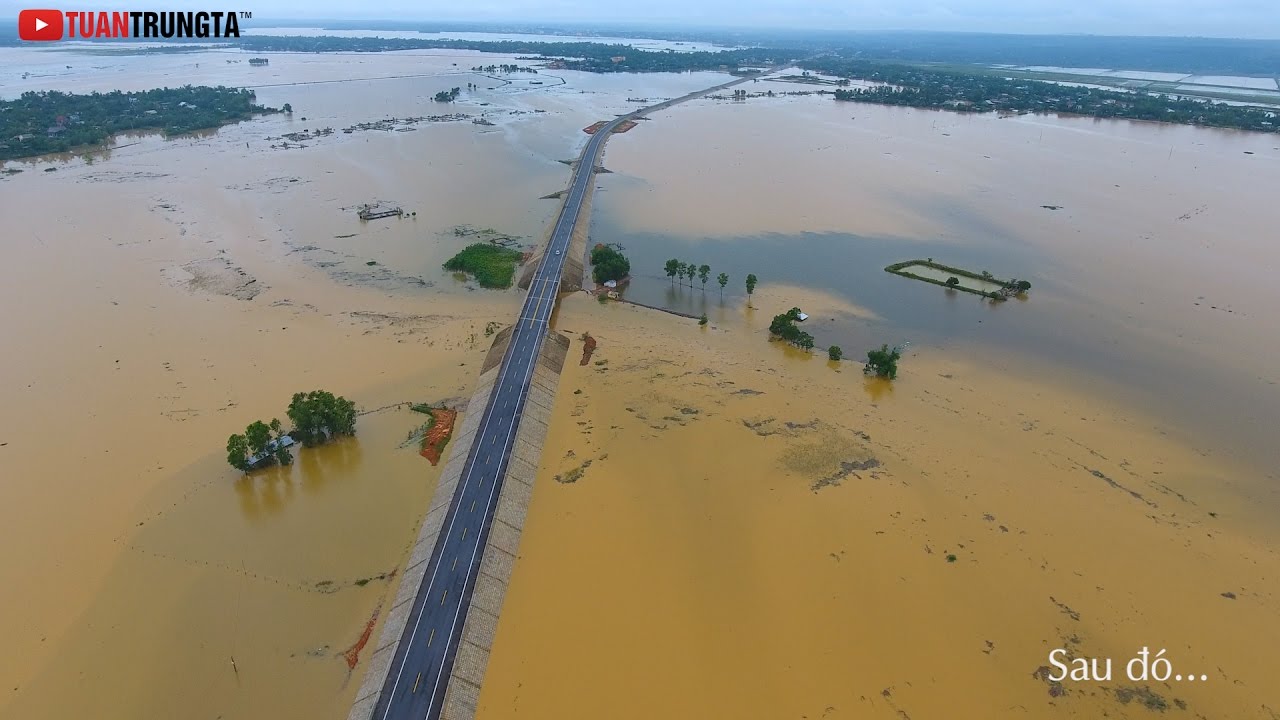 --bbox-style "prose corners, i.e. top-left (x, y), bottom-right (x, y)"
top-left (378, 120), bottom-right (618, 720)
